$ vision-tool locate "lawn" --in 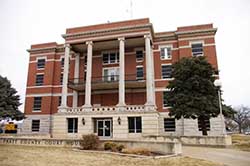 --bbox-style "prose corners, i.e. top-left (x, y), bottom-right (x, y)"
top-left (232, 134), bottom-right (250, 152)
top-left (0, 145), bottom-right (222, 166)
